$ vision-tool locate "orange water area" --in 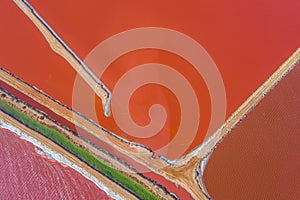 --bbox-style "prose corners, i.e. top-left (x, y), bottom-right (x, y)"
top-left (1, 0), bottom-right (300, 155)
